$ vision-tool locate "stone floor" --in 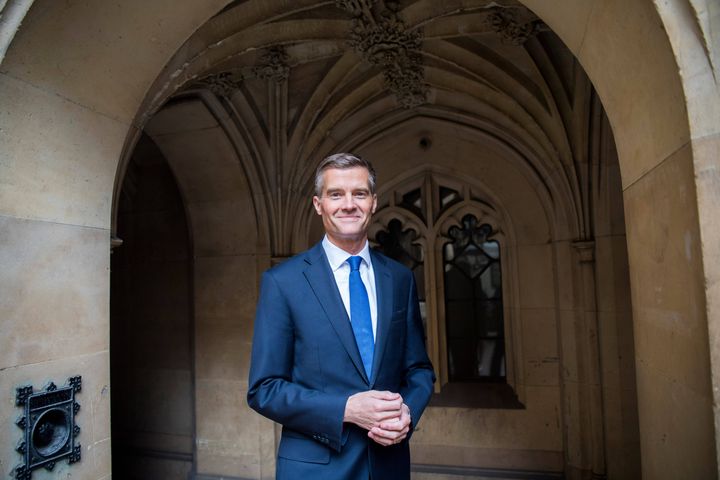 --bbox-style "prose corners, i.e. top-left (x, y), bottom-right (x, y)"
top-left (413, 474), bottom-right (530, 480)
top-left (411, 467), bottom-right (563, 480)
